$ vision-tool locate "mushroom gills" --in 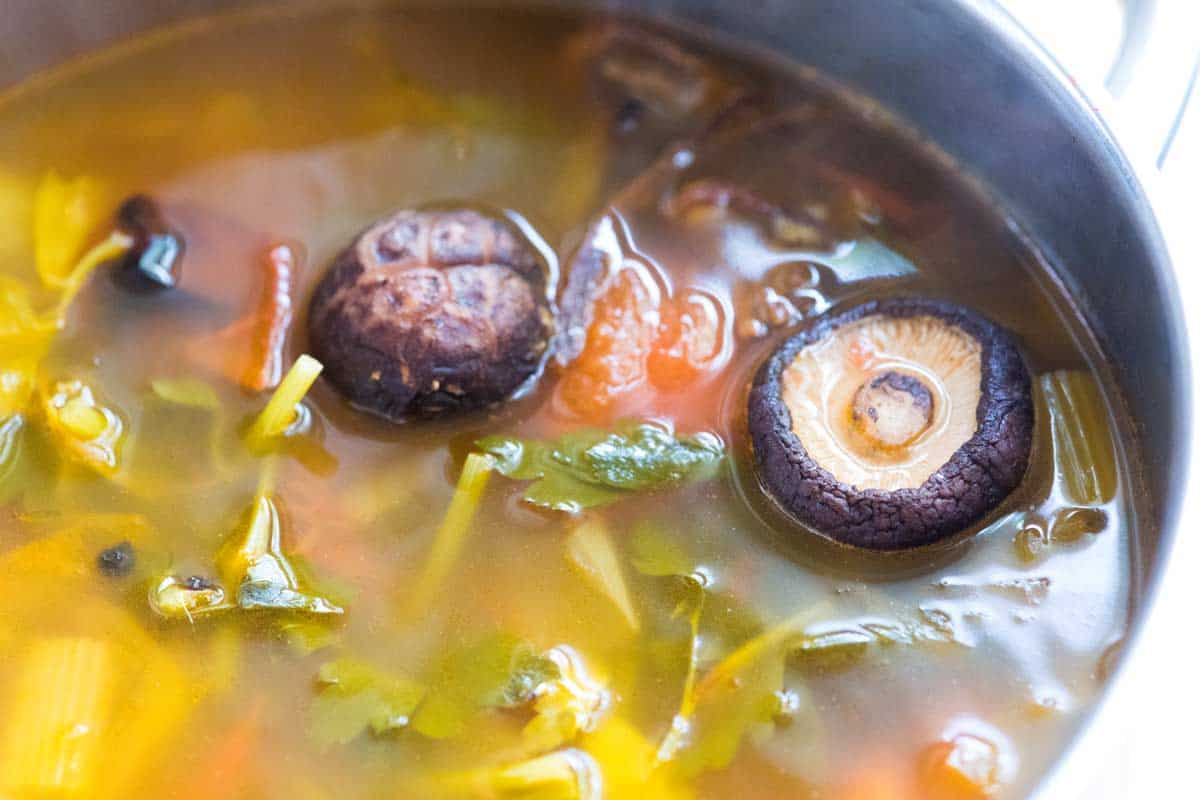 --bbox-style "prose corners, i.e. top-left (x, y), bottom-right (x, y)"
top-left (781, 313), bottom-right (982, 492)
top-left (748, 297), bottom-right (1033, 550)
